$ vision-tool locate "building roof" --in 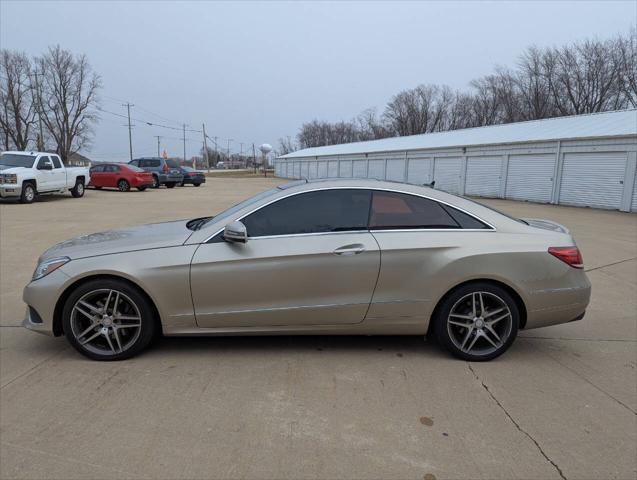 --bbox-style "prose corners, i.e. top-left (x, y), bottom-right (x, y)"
top-left (280, 109), bottom-right (637, 159)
